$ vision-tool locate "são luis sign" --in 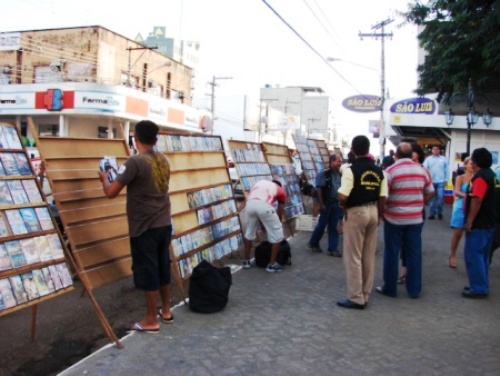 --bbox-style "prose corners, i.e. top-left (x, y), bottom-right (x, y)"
top-left (342, 95), bottom-right (382, 113)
